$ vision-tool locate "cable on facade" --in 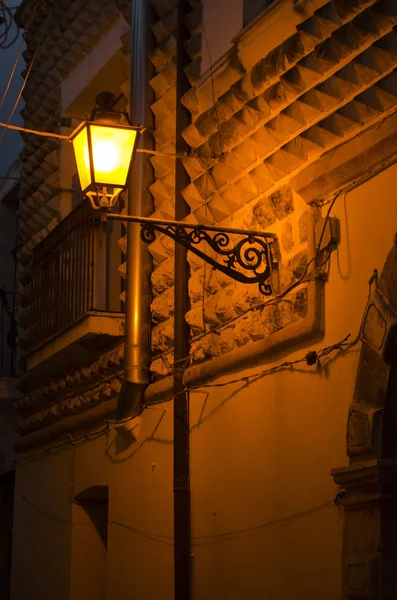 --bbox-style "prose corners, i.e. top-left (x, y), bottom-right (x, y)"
top-left (0, 36), bottom-right (24, 110)
top-left (20, 492), bottom-right (343, 547)
top-left (0, 11), bottom-right (50, 144)
top-left (201, 17), bottom-right (224, 156)
top-left (0, 3), bottom-right (39, 110)
top-left (15, 424), bottom-right (110, 464)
